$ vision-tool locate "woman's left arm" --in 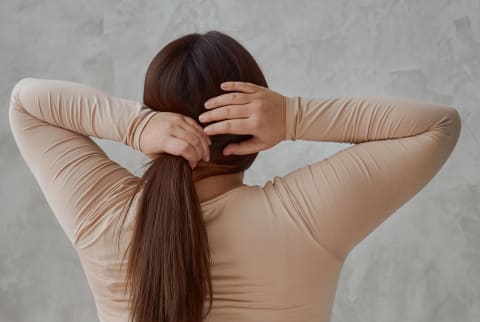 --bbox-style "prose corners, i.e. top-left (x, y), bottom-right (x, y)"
top-left (8, 77), bottom-right (157, 247)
